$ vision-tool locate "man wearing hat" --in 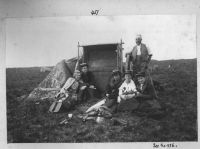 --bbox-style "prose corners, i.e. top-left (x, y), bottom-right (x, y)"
top-left (80, 63), bottom-right (94, 87)
top-left (103, 69), bottom-right (123, 113)
top-left (135, 72), bottom-right (155, 99)
top-left (134, 72), bottom-right (162, 115)
top-left (80, 63), bottom-right (96, 99)
top-left (126, 34), bottom-right (152, 77)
